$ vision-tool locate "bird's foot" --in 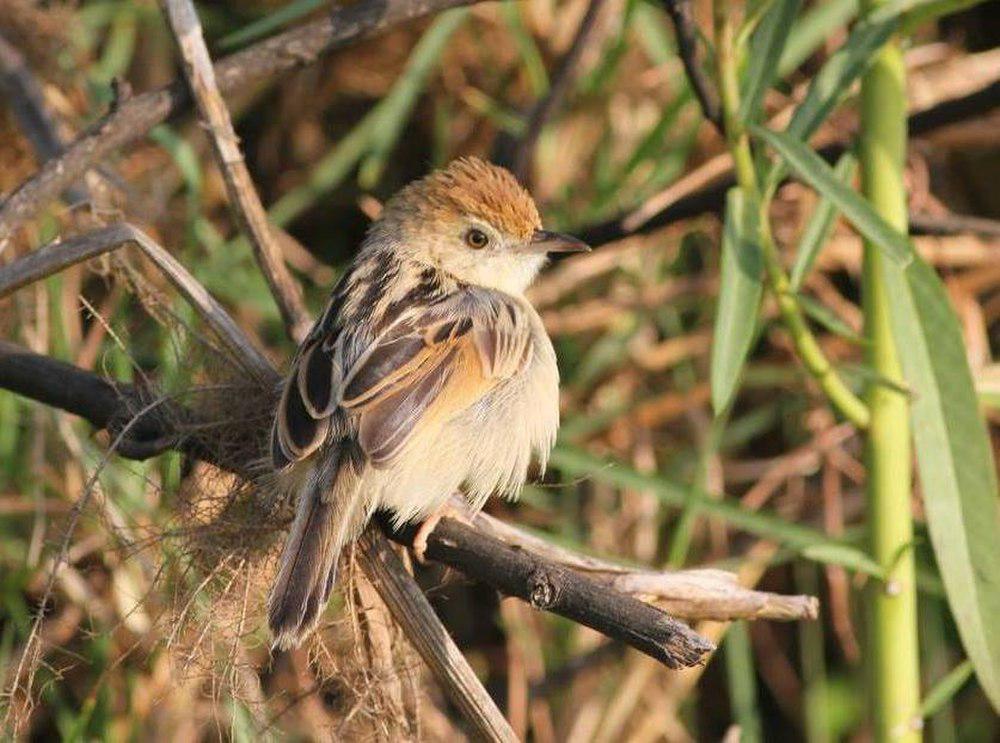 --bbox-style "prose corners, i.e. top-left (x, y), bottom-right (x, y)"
top-left (411, 505), bottom-right (469, 564)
